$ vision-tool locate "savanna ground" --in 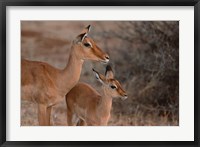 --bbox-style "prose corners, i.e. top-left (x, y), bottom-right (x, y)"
top-left (21, 21), bottom-right (179, 126)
